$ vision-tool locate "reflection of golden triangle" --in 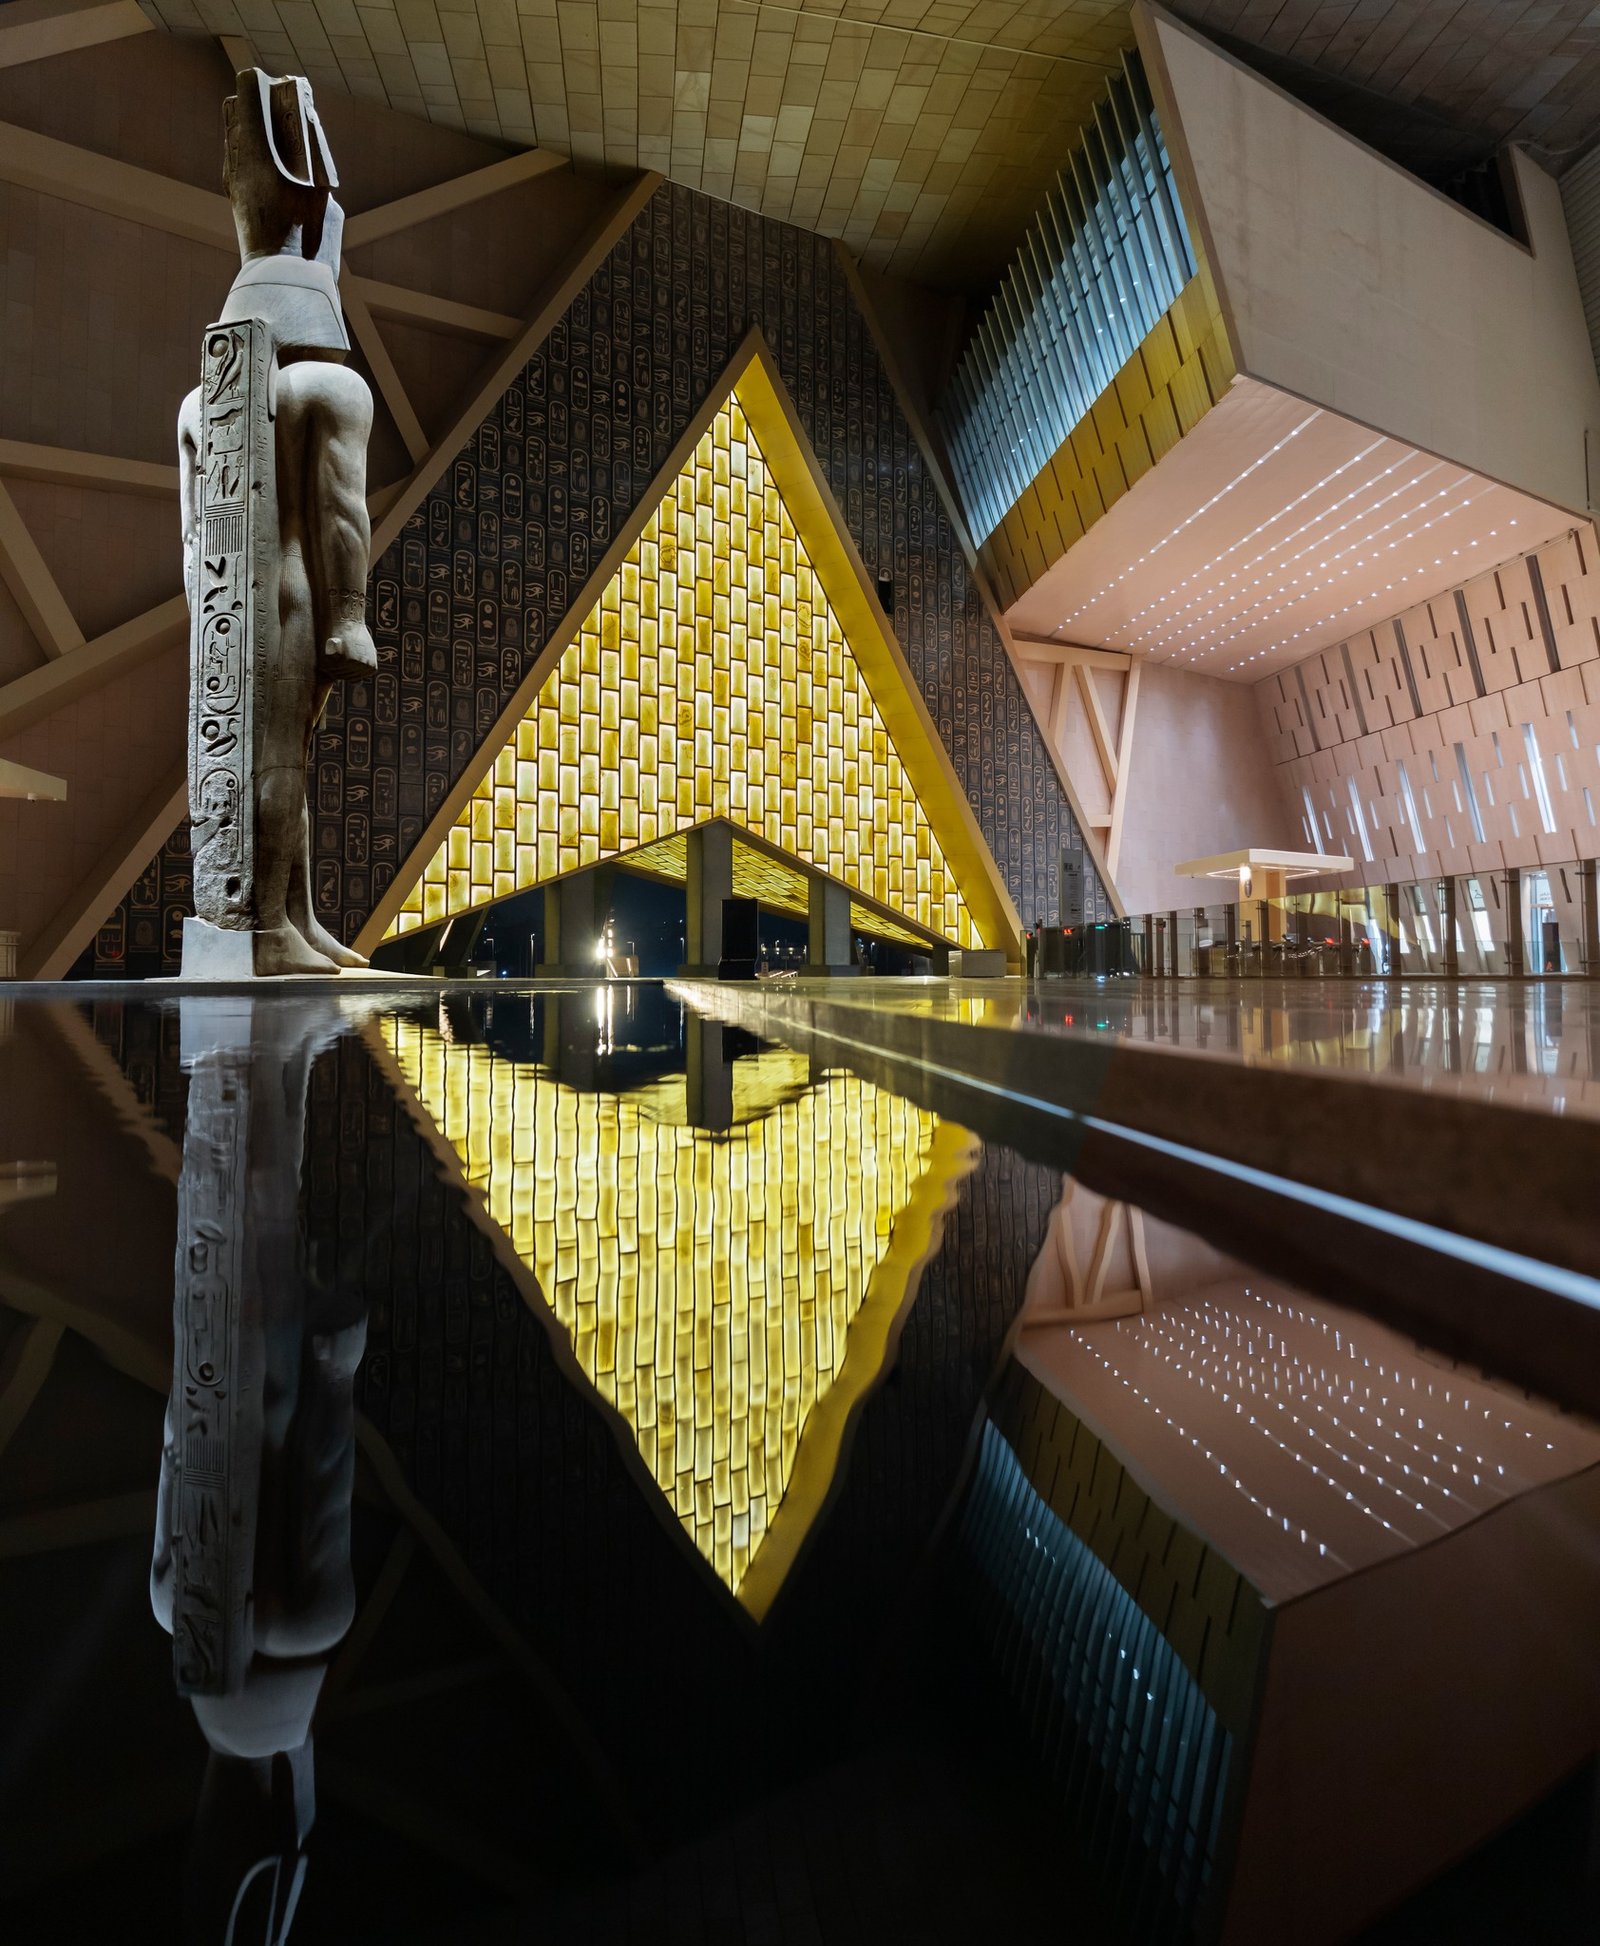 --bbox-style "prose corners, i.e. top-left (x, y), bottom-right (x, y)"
top-left (362, 328), bottom-right (1020, 958)
top-left (372, 1011), bottom-right (981, 1620)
